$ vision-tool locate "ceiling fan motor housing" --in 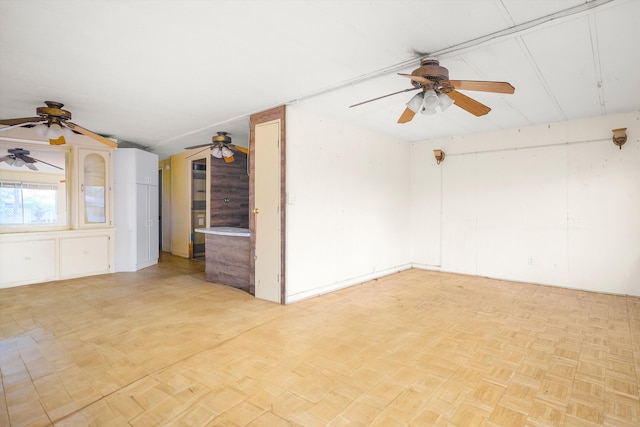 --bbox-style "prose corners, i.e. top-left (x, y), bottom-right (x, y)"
top-left (212, 131), bottom-right (231, 144)
top-left (411, 58), bottom-right (451, 91)
top-left (36, 101), bottom-right (72, 121)
top-left (8, 148), bottom-right (30, 156)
